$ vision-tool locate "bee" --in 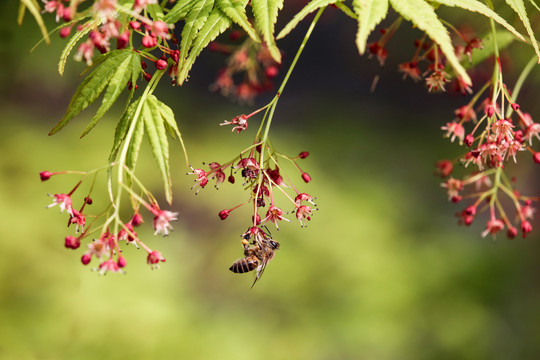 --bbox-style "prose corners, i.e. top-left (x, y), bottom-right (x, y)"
top-left (229, 238), bottom-right (280, 287)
